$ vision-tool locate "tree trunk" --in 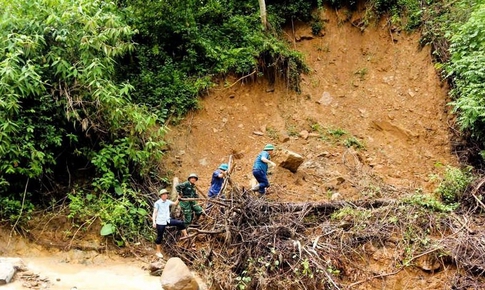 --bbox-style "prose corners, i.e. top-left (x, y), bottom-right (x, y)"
top-left (258, 0), bottom-right (267, 30)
